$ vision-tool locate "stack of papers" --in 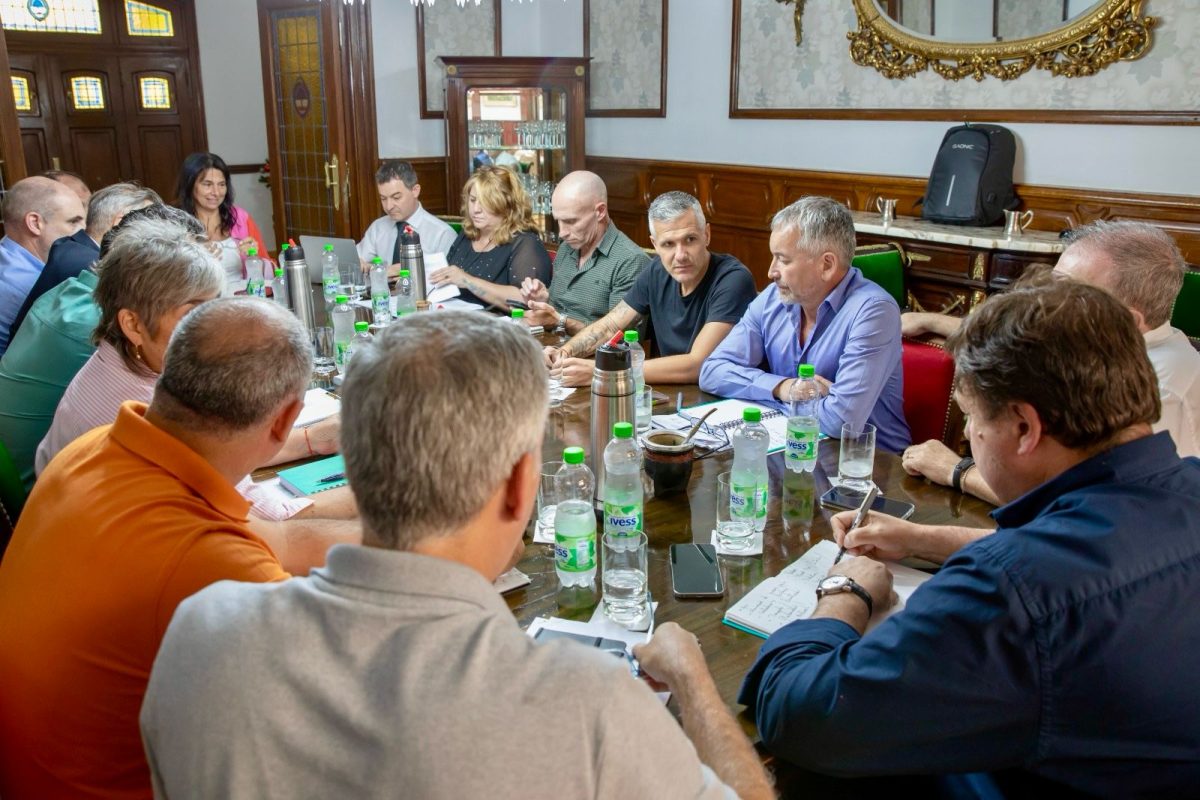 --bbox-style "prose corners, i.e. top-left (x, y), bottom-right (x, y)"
top-left (294, 388), bottom-right (341, 428)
